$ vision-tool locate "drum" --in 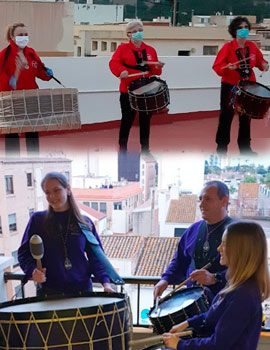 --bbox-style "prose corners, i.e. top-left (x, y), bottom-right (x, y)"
top-left (233, 80), bottom-right (270, 119)
top-left (0, 292), bottom-right (131, 350)
top-left (0, 88), bottom-right (81, 133)
top-left (142, 343), bottom-right (170, 350)
top-left (148, 287), bottom-right (209, 334)
top-left (128, 76), bottom-right (170, 113)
